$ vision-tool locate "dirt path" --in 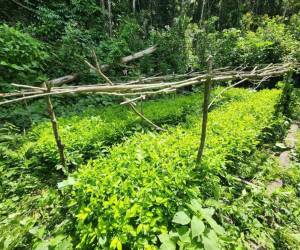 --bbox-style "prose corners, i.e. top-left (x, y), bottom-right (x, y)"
top-left (266, 122), bottom-right (299, 195)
